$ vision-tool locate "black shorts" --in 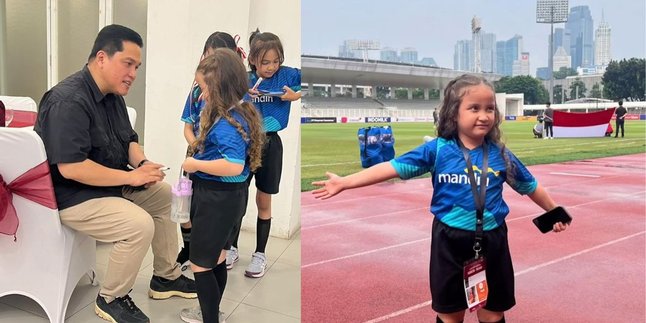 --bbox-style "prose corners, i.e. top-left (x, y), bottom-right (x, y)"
top-left (430, 218), bottom-right (515, 313)
top-left (189, 176), bottom-right (248, 268)
top-left (249, 132), bottom-right (283, 194)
